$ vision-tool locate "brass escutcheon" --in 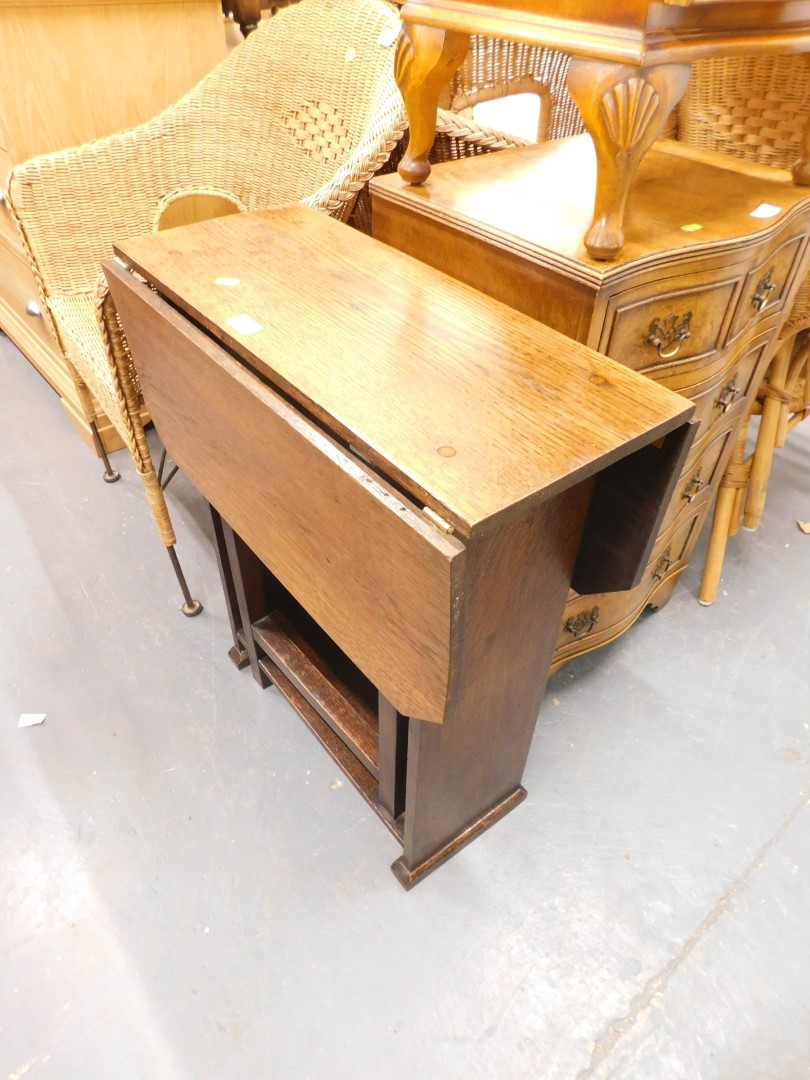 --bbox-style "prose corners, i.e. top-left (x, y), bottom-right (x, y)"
top-left (647, 312), bottom-right (693, 360)
top-left (564, 606), bottom-right (600, 640)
